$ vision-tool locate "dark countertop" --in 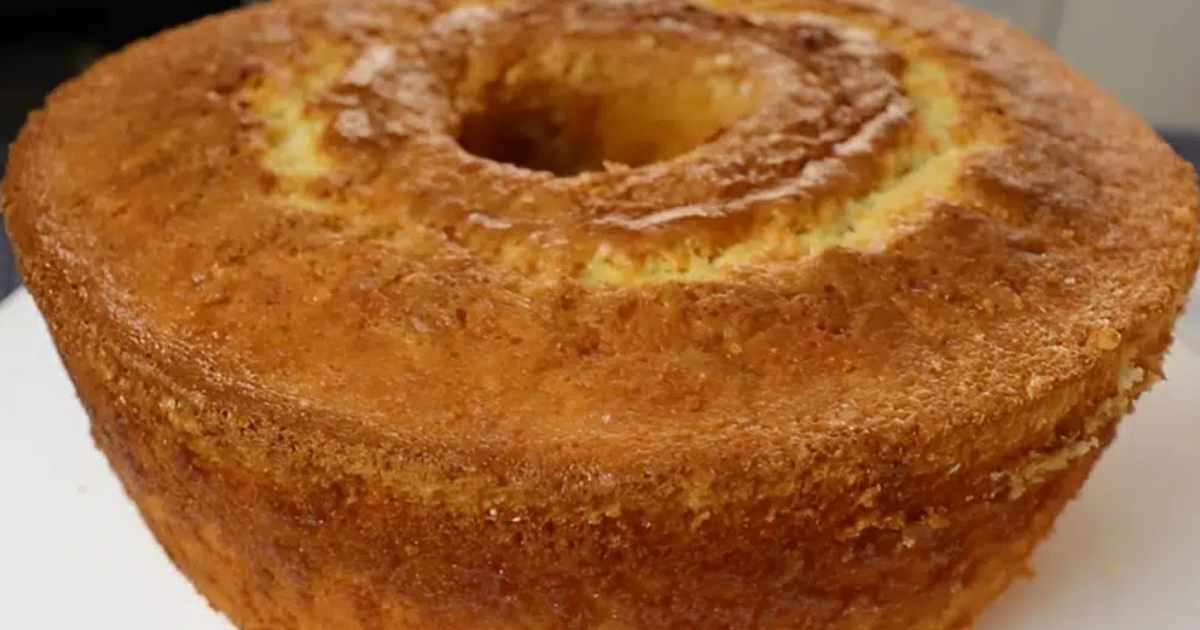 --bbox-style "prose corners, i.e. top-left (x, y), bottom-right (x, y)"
top-left (0, 227), bottom-right (12, 301)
